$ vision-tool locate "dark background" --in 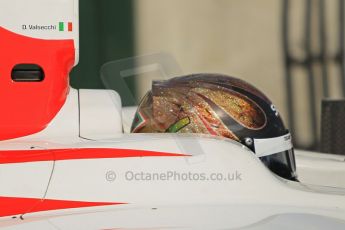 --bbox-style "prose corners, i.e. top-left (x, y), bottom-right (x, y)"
top-left (70, 0), bottom-right (134, 89)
